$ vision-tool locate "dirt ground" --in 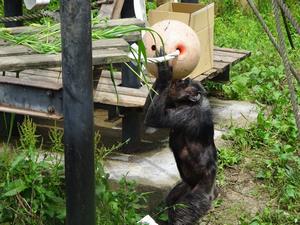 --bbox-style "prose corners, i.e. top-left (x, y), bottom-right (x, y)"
top-left (200, 157), bottom-right (269, 225)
